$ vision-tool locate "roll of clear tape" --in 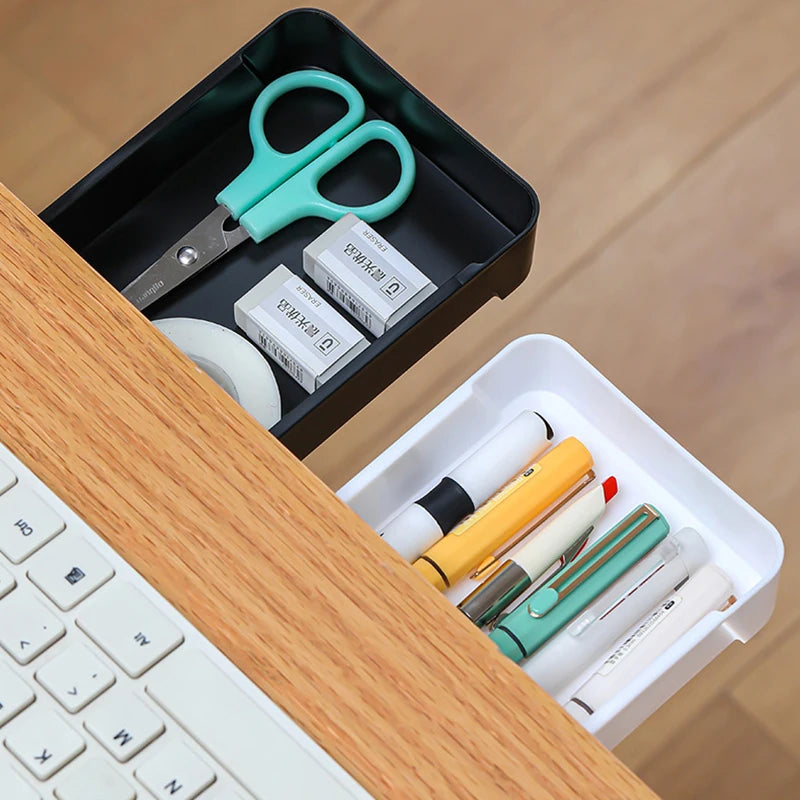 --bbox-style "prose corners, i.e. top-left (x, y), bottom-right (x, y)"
top-left (153, 317), bottom-right (281, 429)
